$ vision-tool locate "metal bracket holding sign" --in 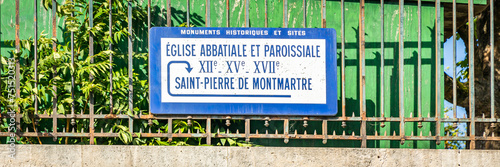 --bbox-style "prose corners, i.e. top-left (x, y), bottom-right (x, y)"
top-left (149, 27), bottom-right (337, 116)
